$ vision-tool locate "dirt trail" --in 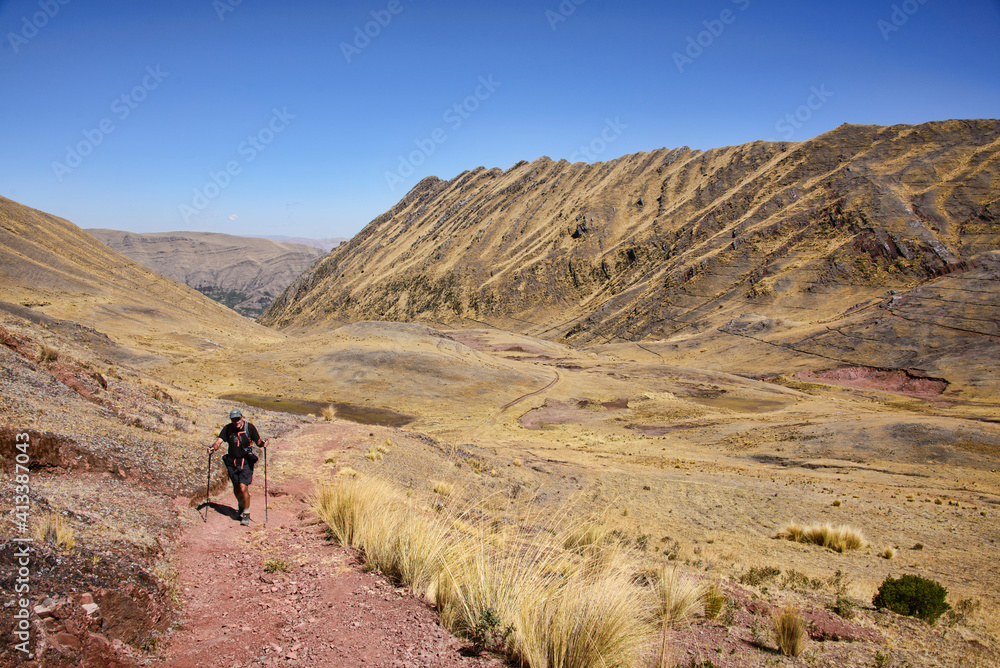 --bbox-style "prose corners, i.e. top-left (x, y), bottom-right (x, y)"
top-left (162, 422), bottom-right (504, 668)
